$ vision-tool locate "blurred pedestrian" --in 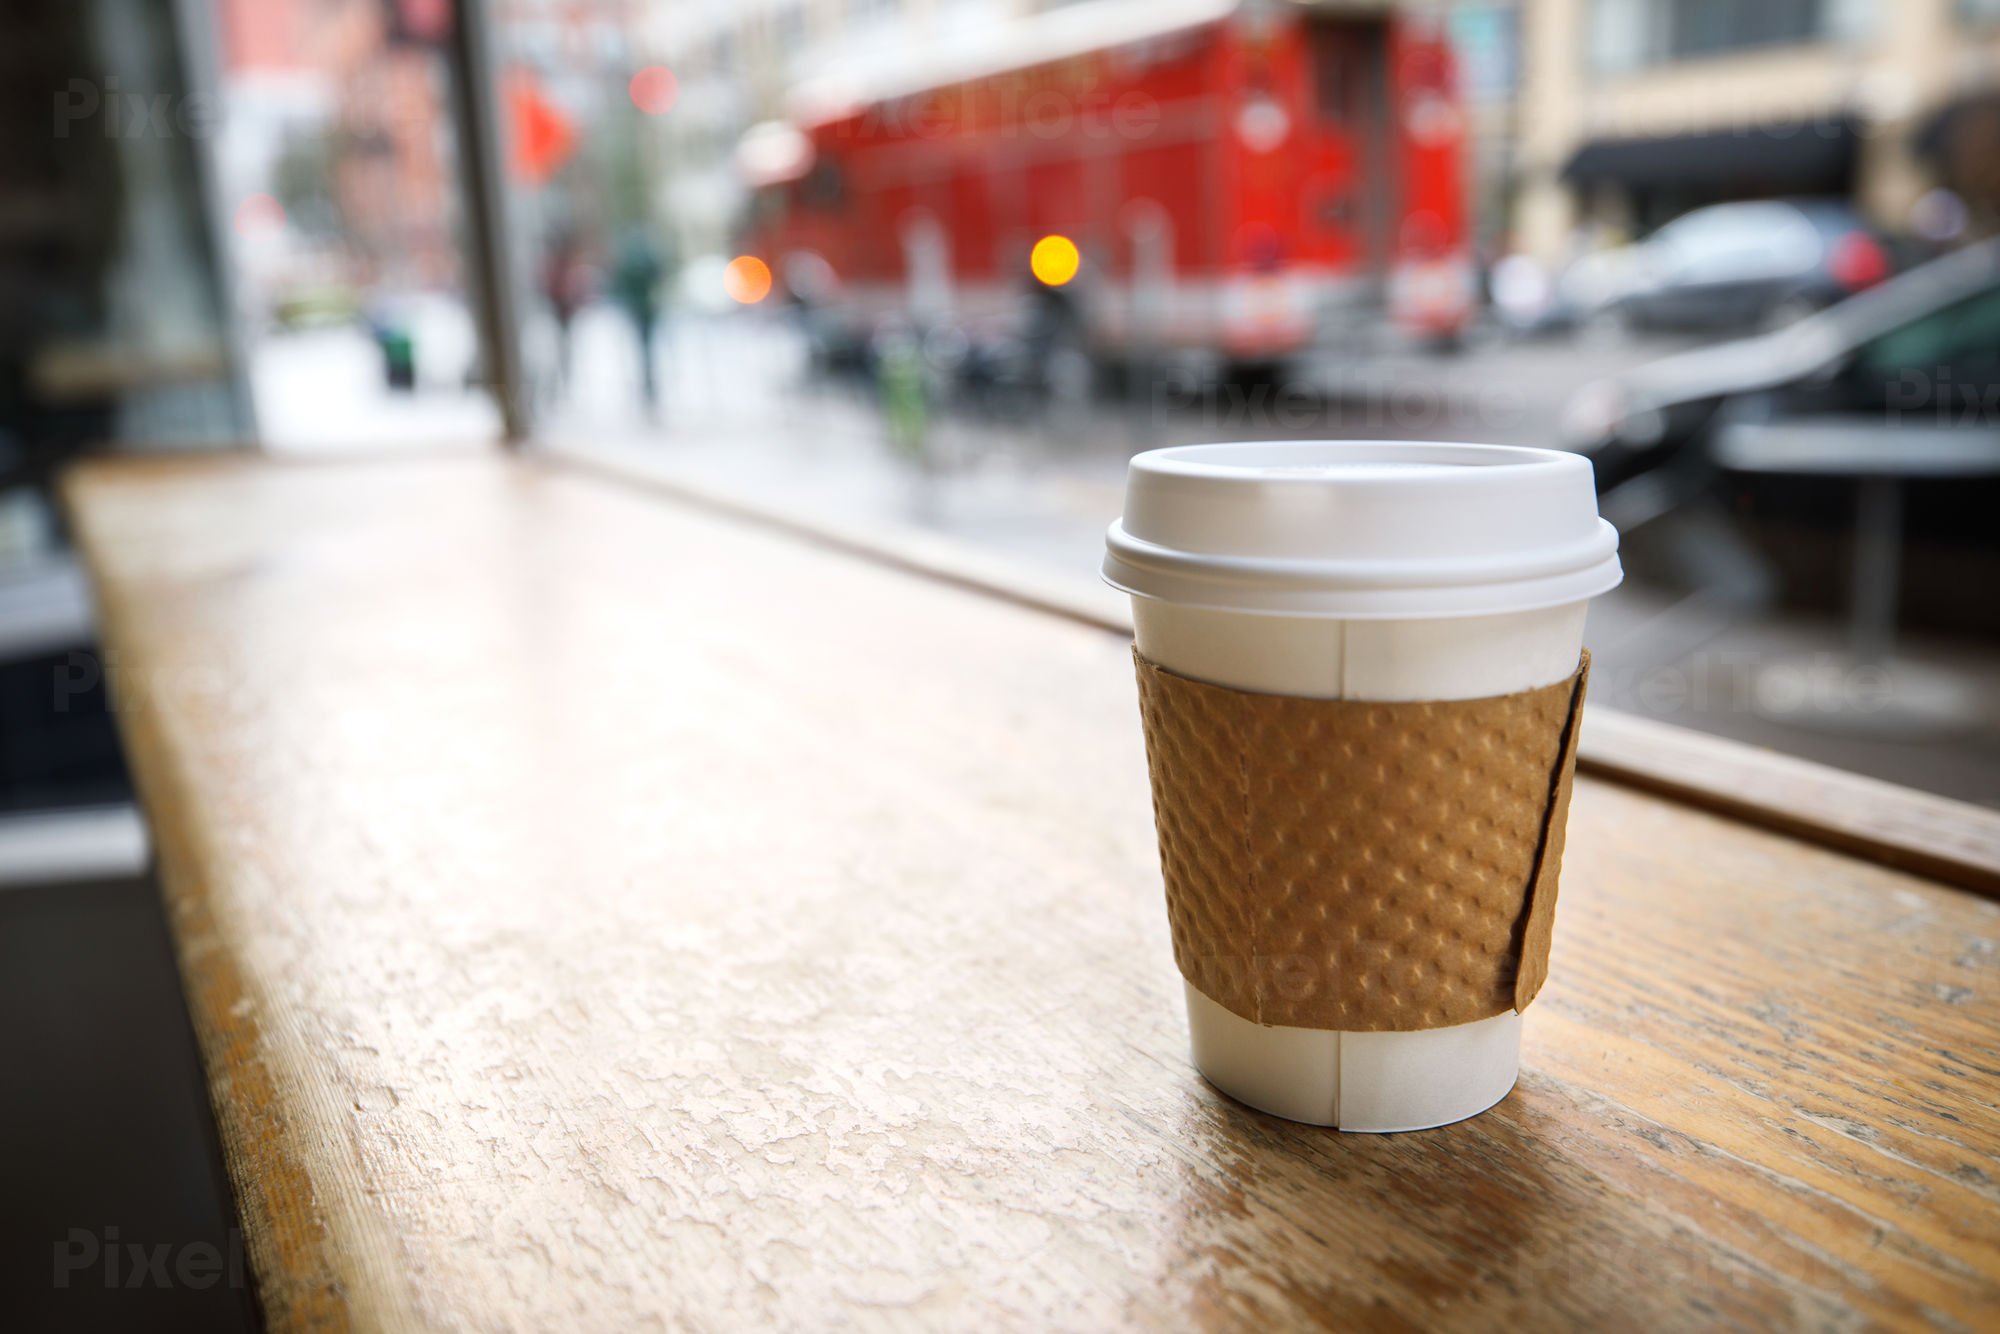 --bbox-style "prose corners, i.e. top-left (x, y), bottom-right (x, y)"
top-left (1911, 188), bottom-right (1970, 254)
top-left (610, 229), bottom-right (667, 411)
top-left (540, 230), bottom-right (590, 390)
top-left (875, 328), bottom-right (930, 469)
